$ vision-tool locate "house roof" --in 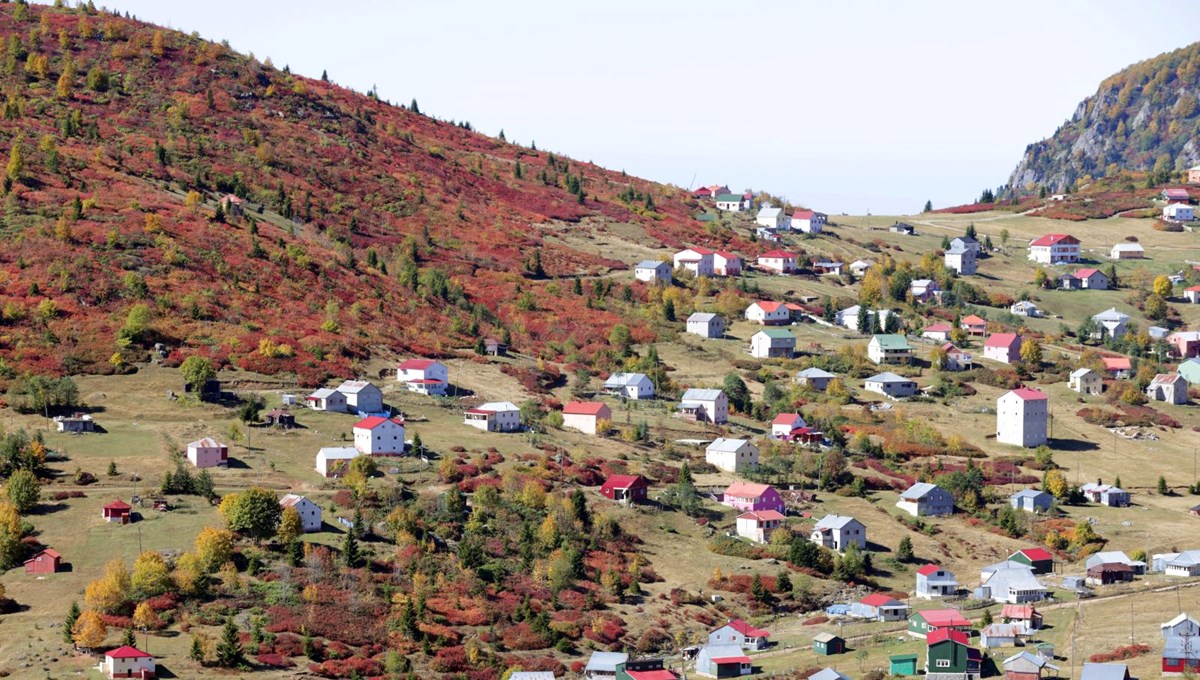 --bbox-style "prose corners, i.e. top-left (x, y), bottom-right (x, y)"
top-left (1164, 188), bottom-right (1191, 199)
top-left (584, 651), bottom-right (629, 672)
top-left (1011, 489), bottom-right (1050, 500)
top-left (1079, 663), bottom-right (1129, 680)
top-left (308, 388), bottom-right (337, 399)
top-left (916, 609), bottom-right (972, 627)
top-left (725, 481), bottom-right (773, 498)
top-left (636, 260), bottom-right (668, 269)
top-left (900, 482), bottom-right (943, 500)
top-left (715, 250), bottom-right (741, 261)
top-left (946, 244), bottom-right (970, 254)
top-left (1007, 387), bottom-right (1047, 401)
top-left (755, 328), bottom-right (795, 340)
top-left (337, 379), bottom-right (377, 394)
top-left (870, 334), bottom-right (910, 350)
top-left (1029, 234), bottom-right (1078, 247)
top-left (353, 416), bottom-right (404, 430)
top-left (709, 655), bottom-right (752, 665)
top-left (1150, 373), bottom-right (1186, 386)
top-left (1074, 268), bottom-right (1104, 278)
top-left (106, 645), bottom-right (152, 659)
top-left (752, 300), bottom-right (787, 313)
top-left (722, 619), bottom-right (770, 638)
top-left (681, 388), bottom-right (723, 401)
top-left (317, 446), bottom-right (360, 459)
top-left (1111, 243), bottom-right (1143, 251)
top-left (865, 372), bottom-right (912, 384)
top-left (1162, 613), bottom-right (1200, 630)
top-left (1015, 547), bottom-right (1054, 561)
top-left (688, 312), bottom-right (719, 323)
top-left (104, 499), bottom-right (131, 510)
top-left (793, 209), bottom-right (815, 219)
top-left (1093, 307), bottom-right (1130, 322)
top-left (859, 593), bottom-right (903, 607)
top-left (1102, 357), bottom-right (1132, 370)
top-left (563, 401), bottom-right (608, 416)
top-left (1001, 604), bottom-right (1037, 619)
top-left (714, 193), bottom-right (744, 203)
top-left (738, 510), bottom-right (786, 522)
top-left (923, 323), bottom-right (953, 333)
top-left (917, 564), bottom-right (943, 576)
top-left (961, 314), bottom-right (986, 325)
top-left (398, 358), bottom-right (441, 370)
top-left (188, 436), bottom-right (224, 449)
top-left (605, 372), bottom-right (650, 387)
top-left (1070, 368), bottom-right (1096, 379)
top-left (759, 249), bottom-right (797, 259)
top-left (809, 669), bottom-right (850, 680)
top-left (926, 629), bottom-right (970, 646)
top-left (814, 514), bottom-right (861, 530)
top-left (707, 437), bottom-right (751, 452)
top-left (771, 413), bottom-right (805, 426)
top-left (1003, 651), bottom-right (1057, 671)
top-left (813, 632), bottom-right (842, 643)
top-left (796, 367), bottom-right (835, 379)
top-left (982, 623), bottom-right (1023, 637)
top-left (280, 494), bottom-right (311, 508)
top-left (25, 548), bottom-right (61, 562)
top-left (601, 474), bottom-right (645, 491)
top-left (985, 333), bottom-right (1020, 348)
top-left (476, 401), bottom-right (519, 412)
top-left (758, 206), bottom-right (784, 218)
